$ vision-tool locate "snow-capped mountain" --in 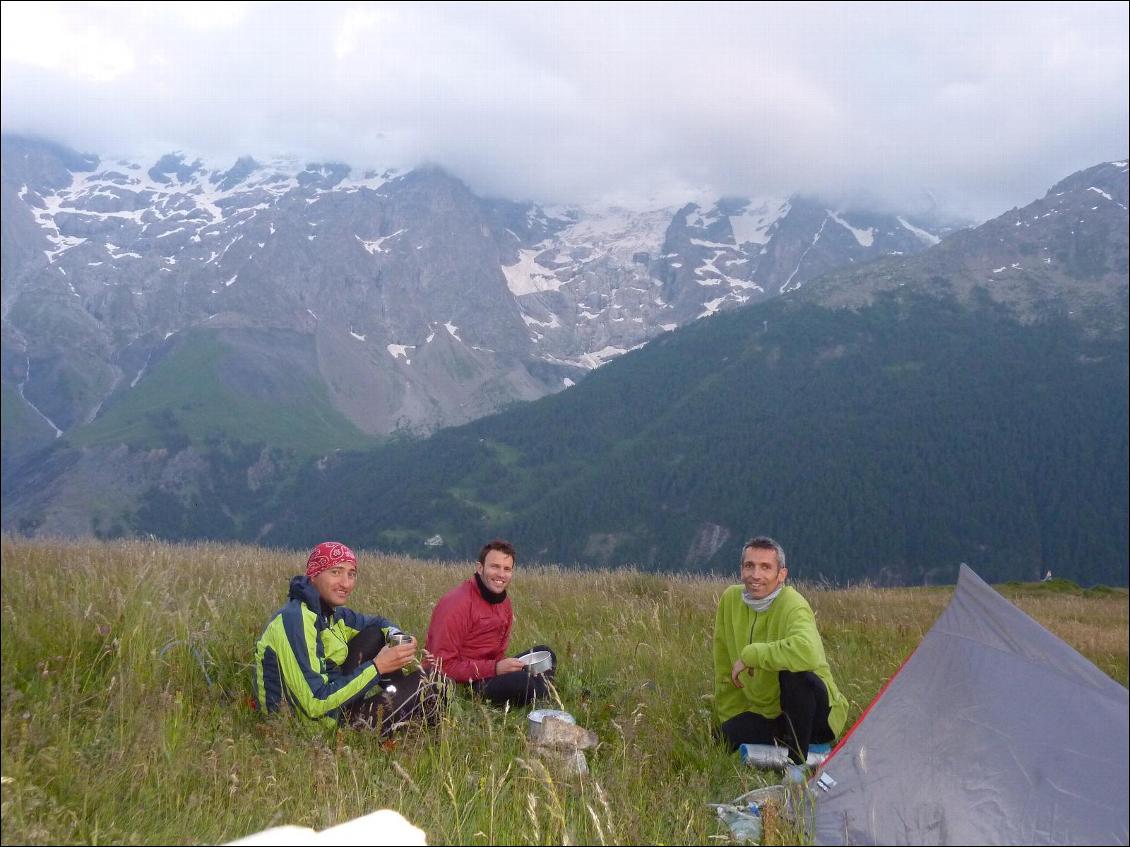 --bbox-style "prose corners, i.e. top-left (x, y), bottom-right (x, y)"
top-left (499, 195), bottom-right (948, 369)
top-left (1, 134), bottom-right (949, 458)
